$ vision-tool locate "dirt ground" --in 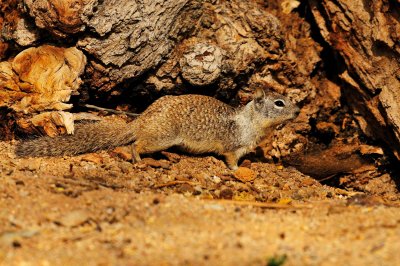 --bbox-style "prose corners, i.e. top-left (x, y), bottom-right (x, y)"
top-left (1, 140), bottom-right (400, 266)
